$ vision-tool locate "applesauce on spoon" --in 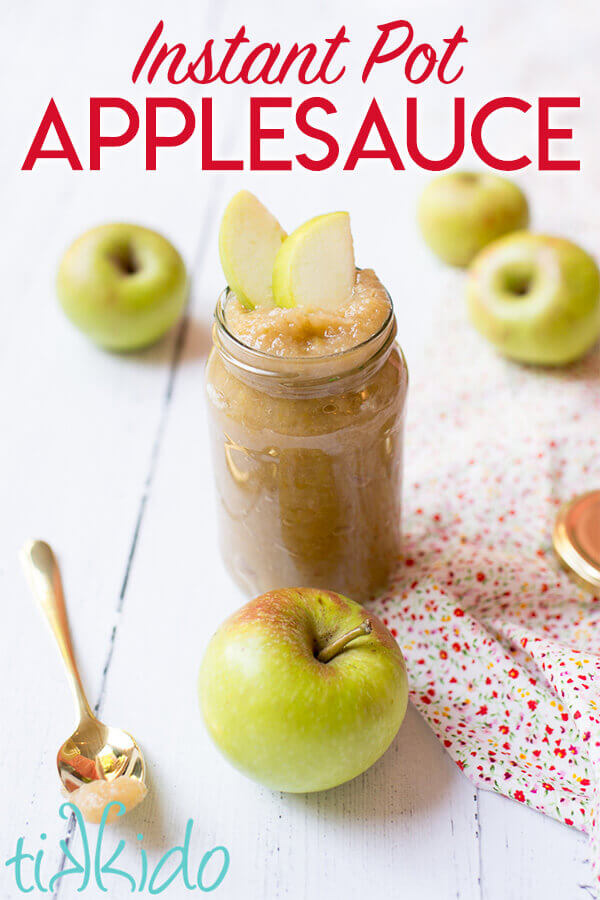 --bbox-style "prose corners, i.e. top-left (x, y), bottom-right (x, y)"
top-left (205, 268), bottom-right (408, 602)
